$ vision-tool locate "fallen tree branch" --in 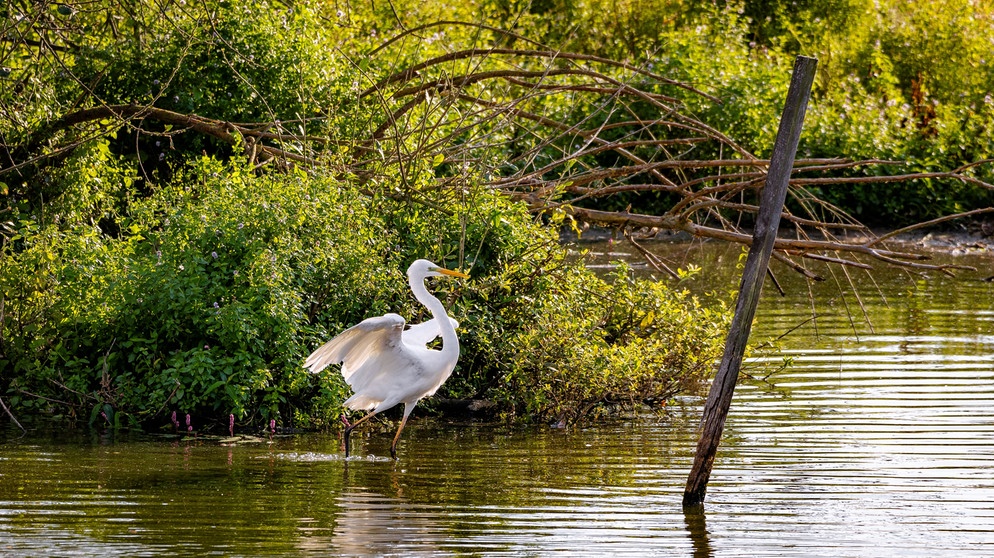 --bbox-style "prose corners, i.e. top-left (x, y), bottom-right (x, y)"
top-left (560, 204), bottom-right (978, 273)
top-left (2, 103), bottom-right (320, 178)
